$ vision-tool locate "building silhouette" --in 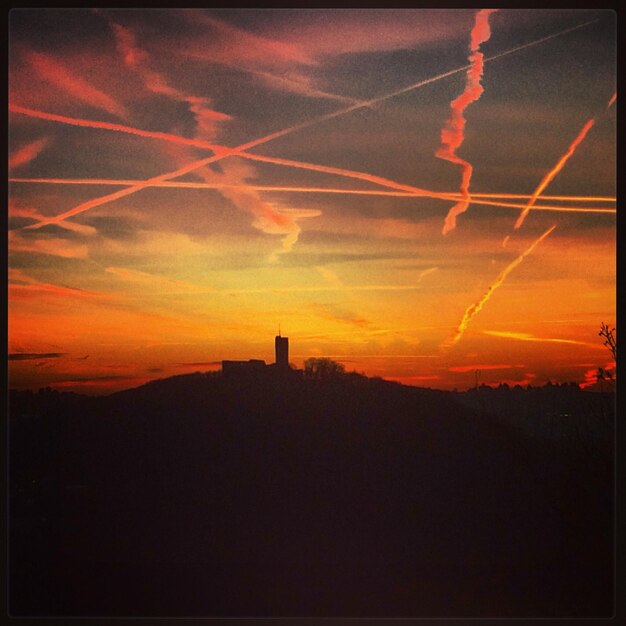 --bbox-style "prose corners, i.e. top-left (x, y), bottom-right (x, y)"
top-left (221, 333), bottom-right (295, 377)
top-left (221, 358), bottom-right (266, 376)
top-left (275, 334), bottom-right (289, 369)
